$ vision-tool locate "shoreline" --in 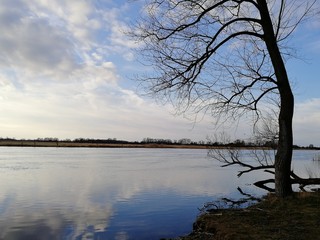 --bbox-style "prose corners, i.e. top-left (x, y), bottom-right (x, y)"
top-left (0, 140), bottom-right (318, 150)
top-left (178, 192), bottom-right (320, 240)
top-left (0, 140), bottom-right (210, 149)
